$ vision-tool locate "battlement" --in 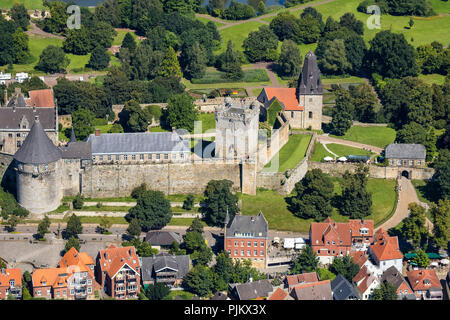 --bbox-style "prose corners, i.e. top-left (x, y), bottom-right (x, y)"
top-left (216, 97), bottom-right (259, 124)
